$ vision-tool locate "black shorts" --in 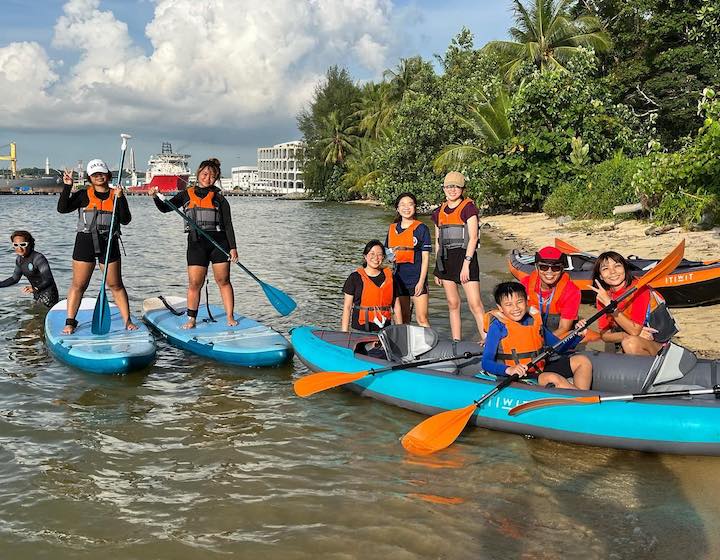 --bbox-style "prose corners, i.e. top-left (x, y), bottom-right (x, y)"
top-left (72, 232), bottom-right (121, 264)
top-left (540, 355), bottom-right (575, 379)
top-left (187, 235), bottom-right (230, 267)
top-left (433, 248), bottom-right (480, 283)
top-left (395, 276), bottom-right (429, 297)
